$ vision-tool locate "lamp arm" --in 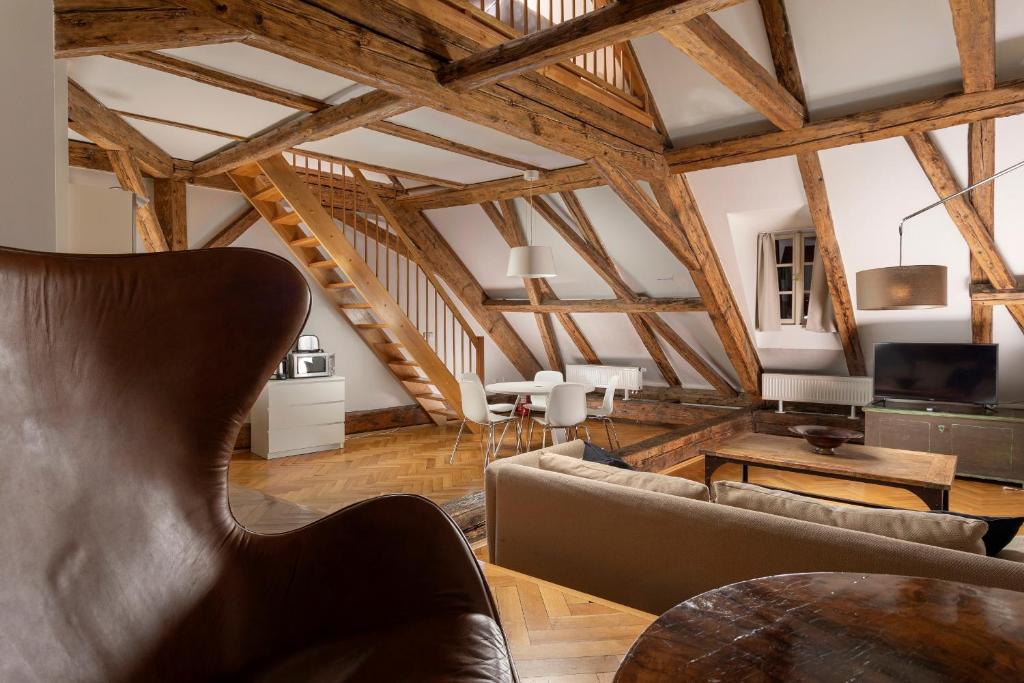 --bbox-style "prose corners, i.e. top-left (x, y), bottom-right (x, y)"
top-left (896, 156), bottom-right (1024, 266)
